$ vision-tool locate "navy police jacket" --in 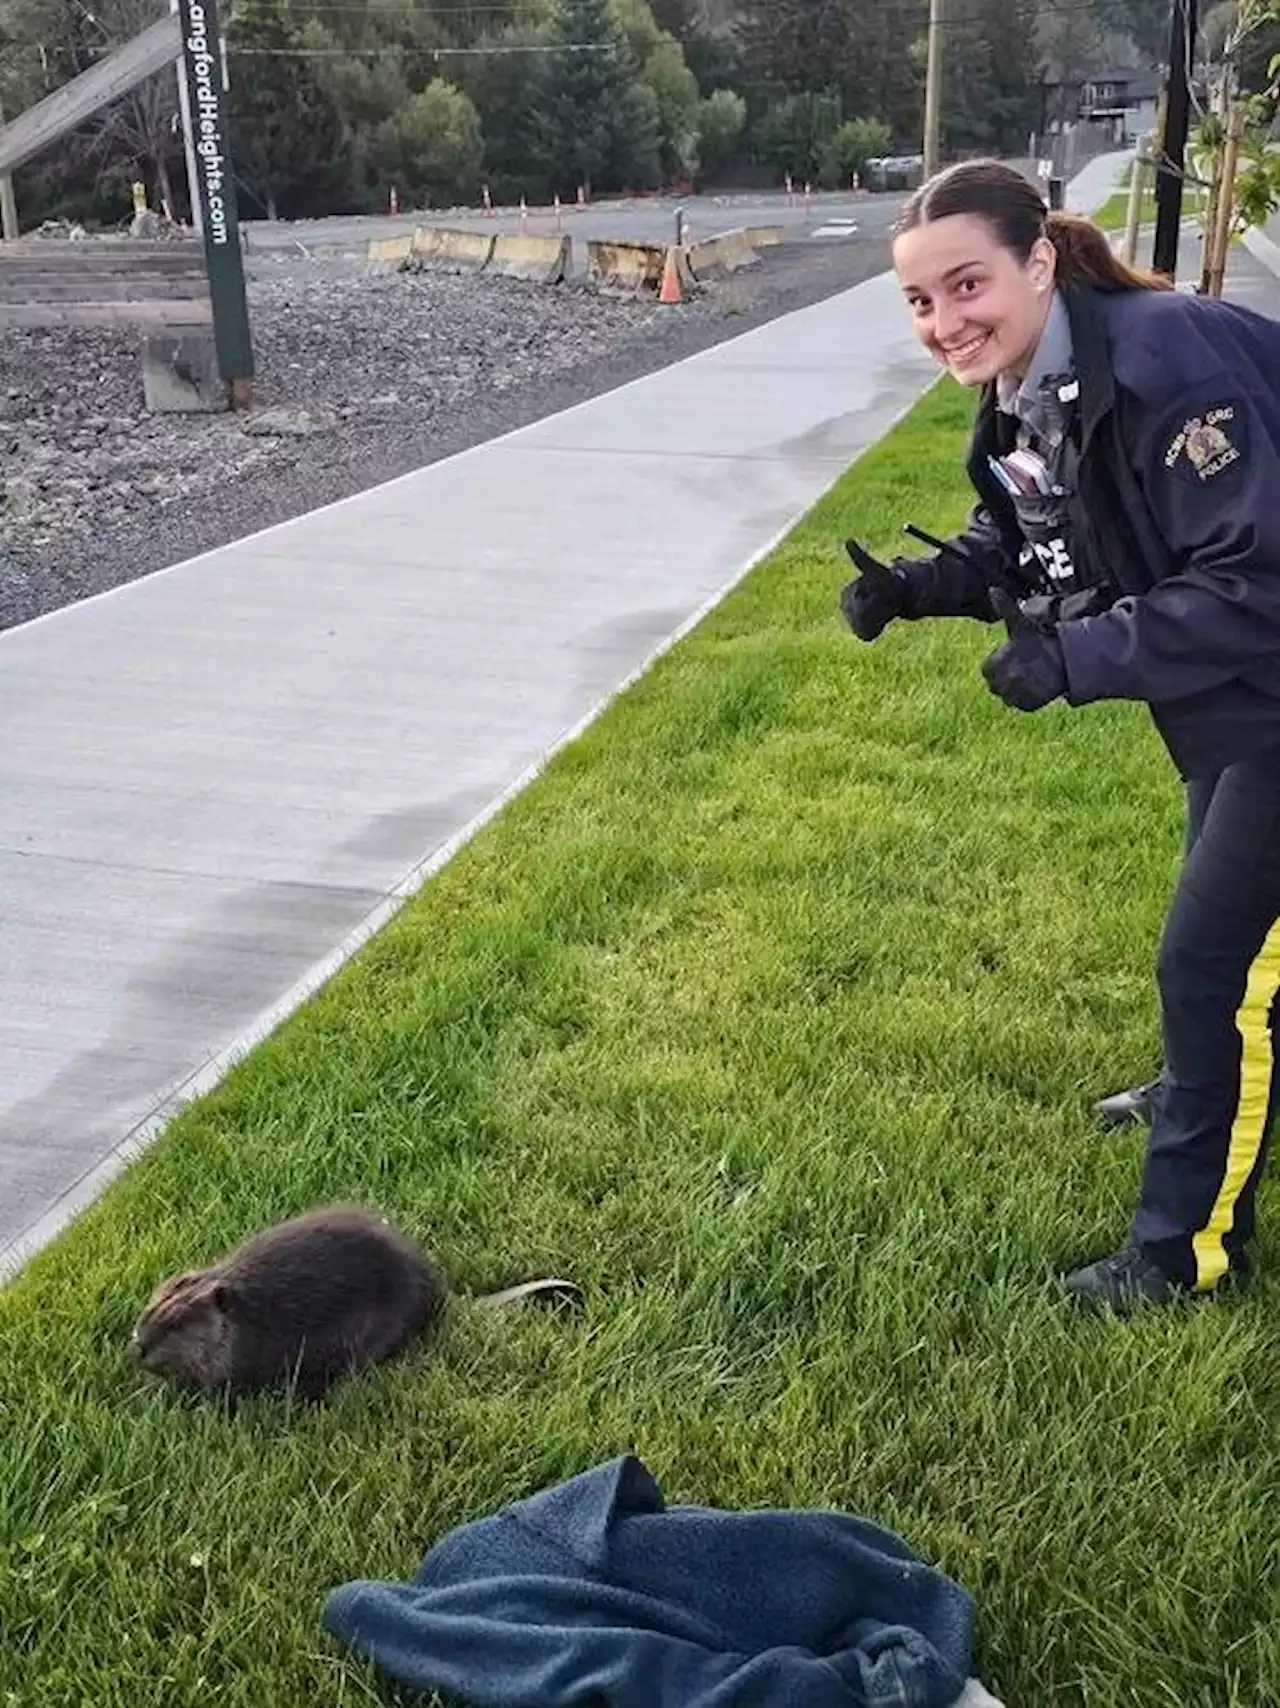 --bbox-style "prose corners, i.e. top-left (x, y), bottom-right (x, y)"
top-left (907, 283), bottom-right (1280, 778)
